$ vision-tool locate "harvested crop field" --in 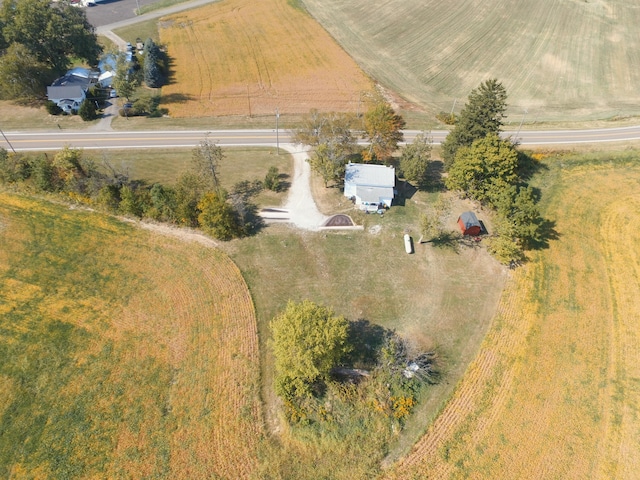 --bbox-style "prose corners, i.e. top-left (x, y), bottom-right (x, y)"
top-left (158, 0), bottom-right (373, 117)
top-left (0, 193), bottom-right (262, 478)
top-left (386, 154), bottom-right (640, 478)
top-left (302, 0), bottom-right (640, 121)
